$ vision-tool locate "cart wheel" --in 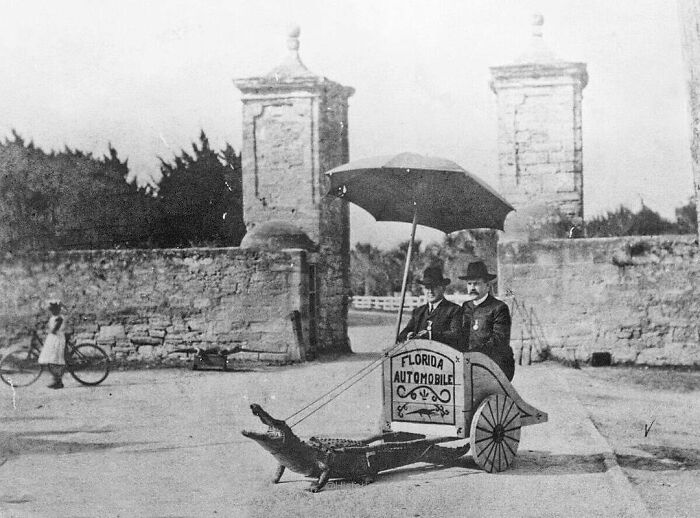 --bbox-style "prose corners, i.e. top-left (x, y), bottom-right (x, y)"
top-left (470, 394), bottom-right (521, 473)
